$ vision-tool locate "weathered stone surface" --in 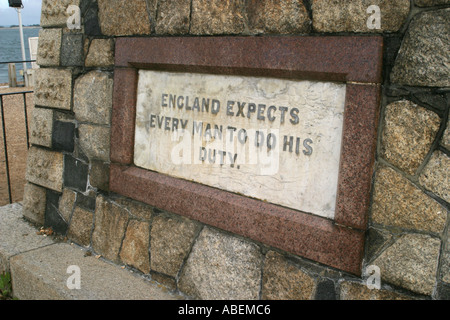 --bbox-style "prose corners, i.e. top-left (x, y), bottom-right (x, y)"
top-left (52, 120), bottom-right (75, 152)
top-left (150, 215), bottom-right (201, 277)
top-left (154, 0), bottom-right (191, 35)
top-left (22, 183), bottom-right (47, 225)
top-left (92, 195), bottom-right (129, 262)
top-left (61, 33), bottom-right (84, 67)
top-left (190, 0), bottom-right (246, 35)
top-left (179, 227), bottom-right (263, 300)
top-left (119, 220), bottom-right (150, 274)
top-left (34, 68), bottom-right (72, 110)
top-left (371, 165), bottom-right (447, 233)
top-left (89, 161), bottom-right (110, 191)
top-left (63, 155), bottom-right (88, 192)
top-left (372, 234), bottom-right (441, 295)
top-left (419, 151), bottom-right (450, 203)
top-left (114, 197), bottom-right (152, 221)
top-left (391, 9), bottom-right (450, 87)
top-left (45, 190), bottom-right (67, 235)
top-left (441, 232), bottom-right (450, 283)
top-left (67, 206), bottom-right (93, 247)
top-left (30, 107), bottom-right (53, 148)
top-left (59, 188), bottom-right (76, 222)
top-left (25, 147), bottom-right (63, 192)
top-left (78, 124), bottom-right (110, 161)
top-left (381, 100), bottom-right (441, 175)
top-left (97, 0), bottom-right (151, 36)
top-left (41, 0), bottom-right (81, 27)
top-left (312, 0), bottom-right (410, 33)
top-left (85, 39), bottom-right (115, 67)
top-left (365, 227), bottom-right (393, 261)
top-left (36, 28), bottom-right (62, 66)
top-left (73, 71), bottom-right (113, 125)
top-left (442, 116), bottom-right (450, 150)
top-left (247, 0), bottom-right (310, 34)
top-left (415, 0), bottom-right (450, 6)
top-left (340, 281), bottom-right (410, 300)
top-left (262, 251), bottom-right (315, 300)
